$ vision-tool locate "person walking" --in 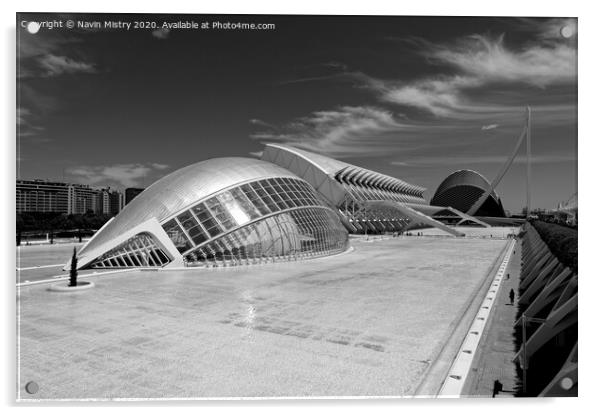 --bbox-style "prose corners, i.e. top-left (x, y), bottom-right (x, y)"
top-left (509, 288), bottom-right (515, 305)
top-left (493, 379), bottom-right (503, 398)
